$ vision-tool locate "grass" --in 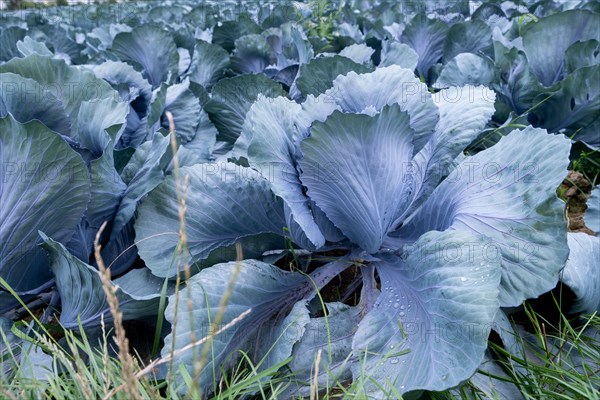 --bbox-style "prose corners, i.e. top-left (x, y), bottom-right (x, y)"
top-left (571, 143), bottom-right (600, 187)
top-left (2, 297), bottom-right (598, 399)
